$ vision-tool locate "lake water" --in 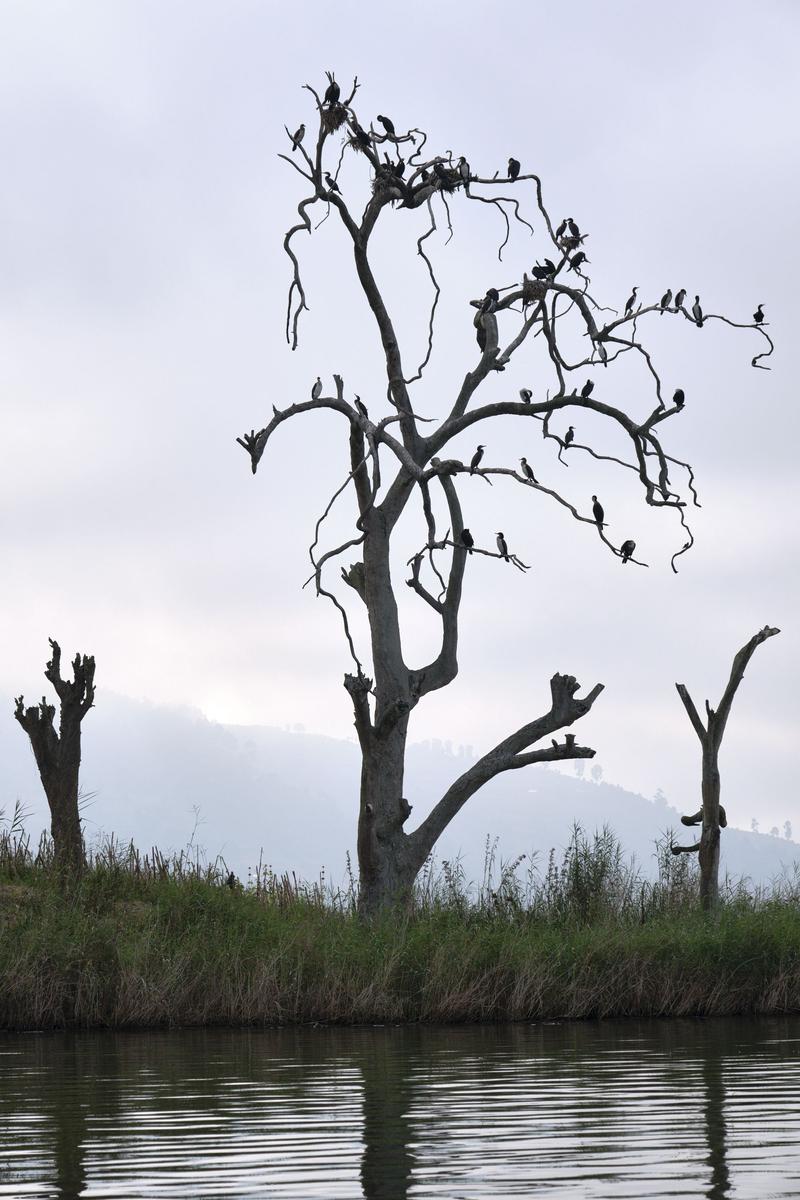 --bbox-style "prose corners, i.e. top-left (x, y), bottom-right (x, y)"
top-left (1, 1019), bottom-right (799, 1198)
